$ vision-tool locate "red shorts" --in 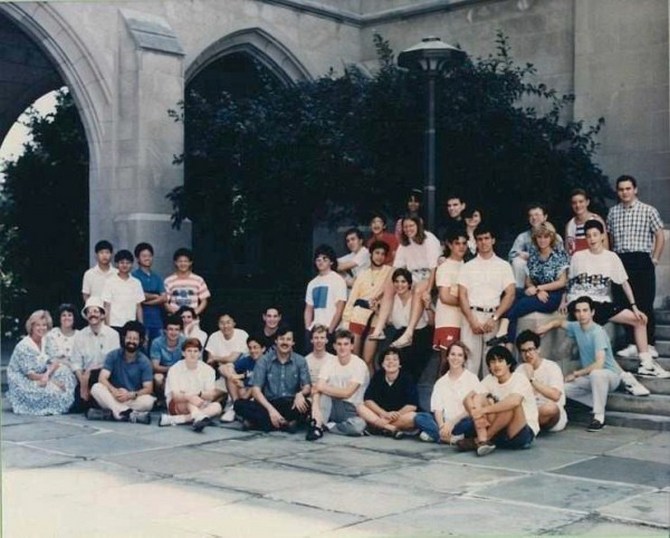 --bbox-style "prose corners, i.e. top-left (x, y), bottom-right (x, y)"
top-left (168, 399), bottom-right (179, 415)
top-left (433, 327), bottom-right (460, 349)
